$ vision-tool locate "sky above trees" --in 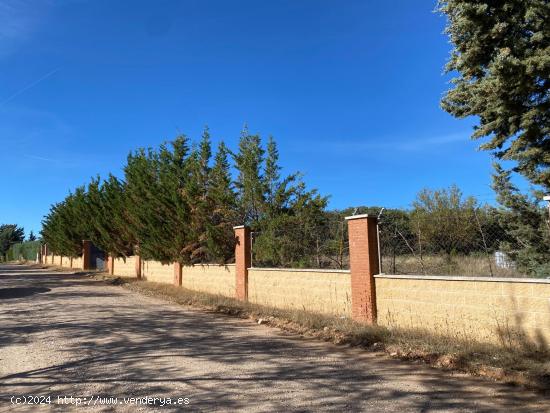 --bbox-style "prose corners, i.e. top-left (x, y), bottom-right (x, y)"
top-left (0, 0), bottom-right (518, 234)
